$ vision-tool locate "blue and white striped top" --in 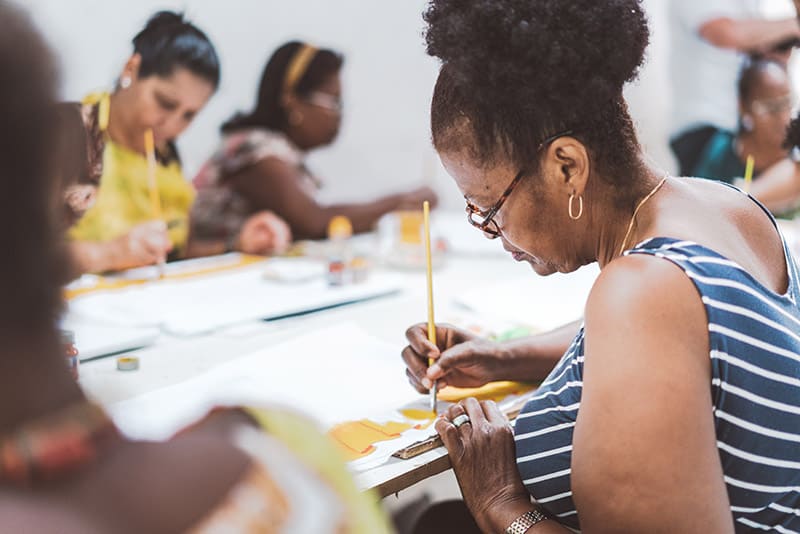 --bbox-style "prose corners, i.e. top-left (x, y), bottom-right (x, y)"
top-left (515, 234), bottom-right (800, 532)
